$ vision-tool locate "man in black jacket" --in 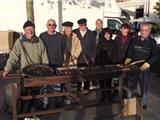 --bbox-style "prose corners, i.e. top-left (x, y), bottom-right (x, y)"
top-left (74, 18), bottom-right (96, 90)
top-left (124, 22), bottom-right (159, 110)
